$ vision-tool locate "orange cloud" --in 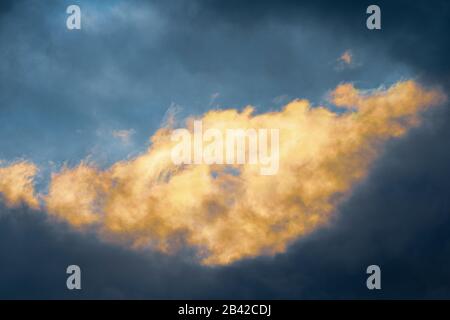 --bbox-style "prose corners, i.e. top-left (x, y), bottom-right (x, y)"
top-left (0, 161), bottom-right (39, 209)
top-left (45, 163), bottom-right (110, 227)
top-left (339, 50), bottom-right (353, 65)
top-left (0, 80), bottom-right (445, 265)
